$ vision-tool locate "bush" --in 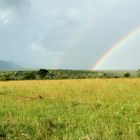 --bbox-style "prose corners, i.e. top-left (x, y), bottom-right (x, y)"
top-left (97, 72), bottom-right (106, 78)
